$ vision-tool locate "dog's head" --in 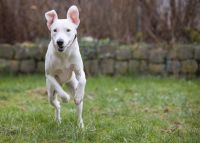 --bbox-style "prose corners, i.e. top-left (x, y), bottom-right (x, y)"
top-left (45, 5), bottom-right (80, 52)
